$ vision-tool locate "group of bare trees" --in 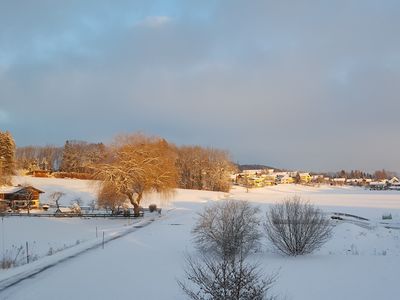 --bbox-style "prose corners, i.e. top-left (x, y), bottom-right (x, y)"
top-left (60, 140), bottom-right (106, 173)
top-left (179, 197), bottom-right (333, 299)
top-left (0, 131), bottom-right (16, 185)
top-left (12, 132), bottom-right (235, 215)
top-left (16, 145), bottom-right (63, 172)
top-left (15, 141), bottom-right (106, 174)
top-left (176, 146), bottom-right (236, 192)
top-left (93, 134), bottom-right (178, 215)
top-left (90, 134), bottom-right (235, 214)
top-left (179, 200), bottom-right (276, 300)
